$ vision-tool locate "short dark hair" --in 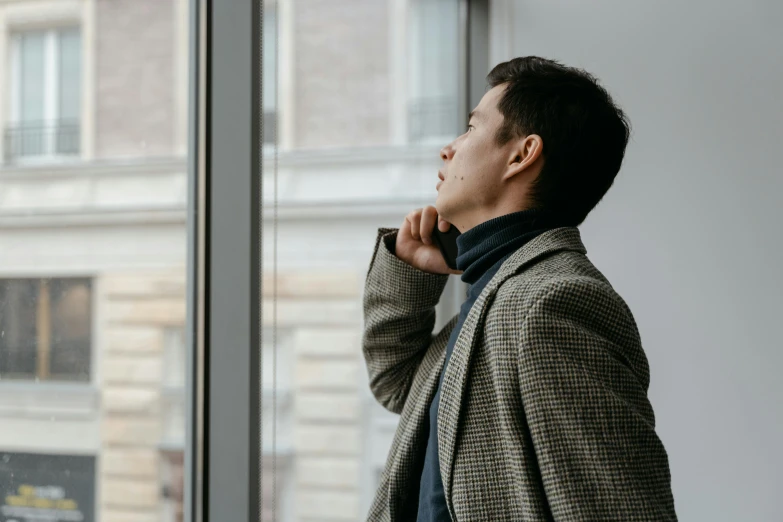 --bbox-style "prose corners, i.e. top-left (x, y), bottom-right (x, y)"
top-left (487, 56), bottom-right (631, 226)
